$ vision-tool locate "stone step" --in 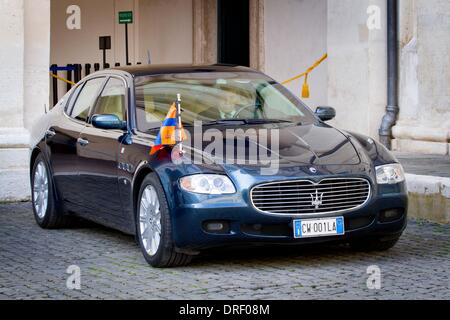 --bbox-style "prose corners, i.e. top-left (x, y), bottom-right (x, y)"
top-left (0, 168), bottom-right (30, 202)
top-left (405, 174), bottom-right (449, 224)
